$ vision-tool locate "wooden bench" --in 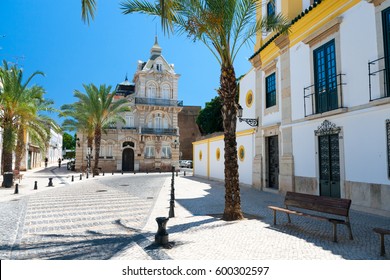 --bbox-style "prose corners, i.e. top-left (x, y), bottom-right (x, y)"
top-left (268, 191), bottom-right (353, 242)
top-left (13, 170), bottom-right (24, 183)
top-left (373, 227), bottom-right (390, 256)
